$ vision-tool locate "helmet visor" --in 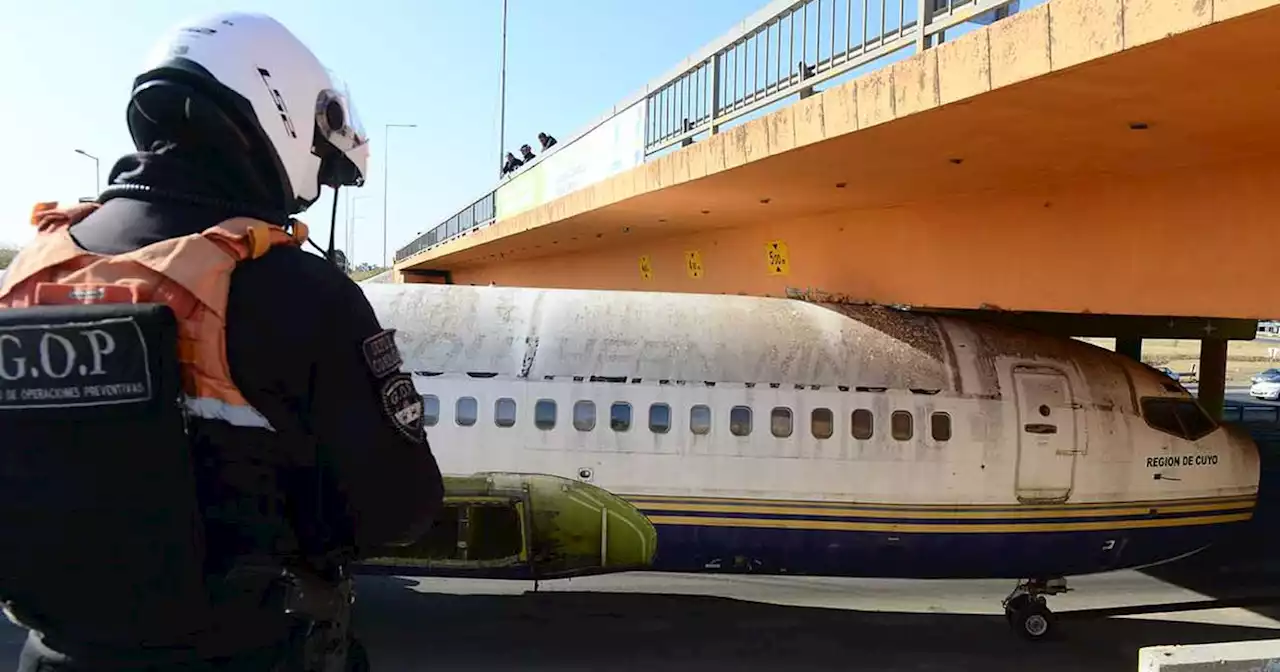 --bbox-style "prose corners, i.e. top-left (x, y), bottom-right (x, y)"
top-left (315, 70), bottom-right (370, 187)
